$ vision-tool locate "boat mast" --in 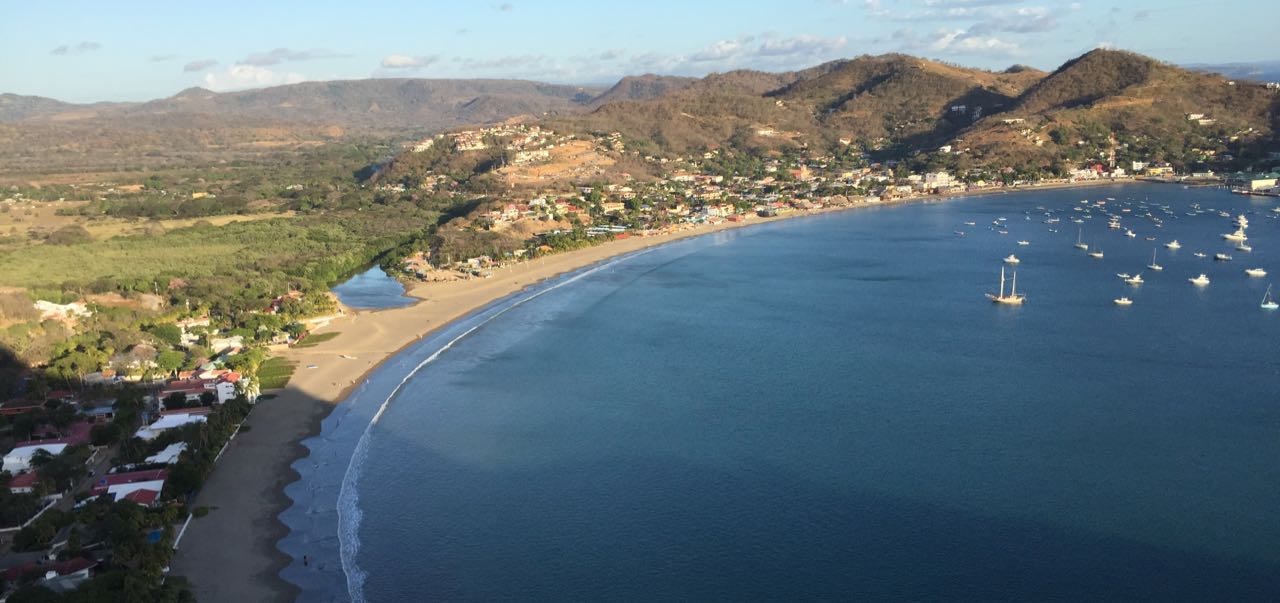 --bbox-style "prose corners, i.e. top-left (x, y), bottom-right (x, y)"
top-left (999, 266), bottom-right (1006, 298)
top-left (1011, 270), bottom-right (1018, 296)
